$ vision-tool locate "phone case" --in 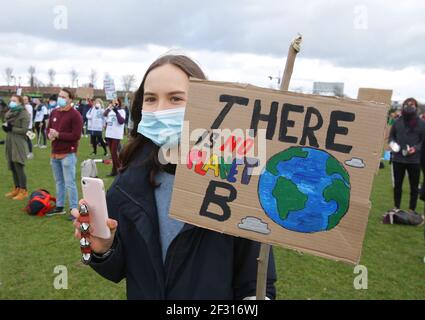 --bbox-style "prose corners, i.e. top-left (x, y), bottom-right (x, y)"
top-left (81, 177), bottom-right (111, 239)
